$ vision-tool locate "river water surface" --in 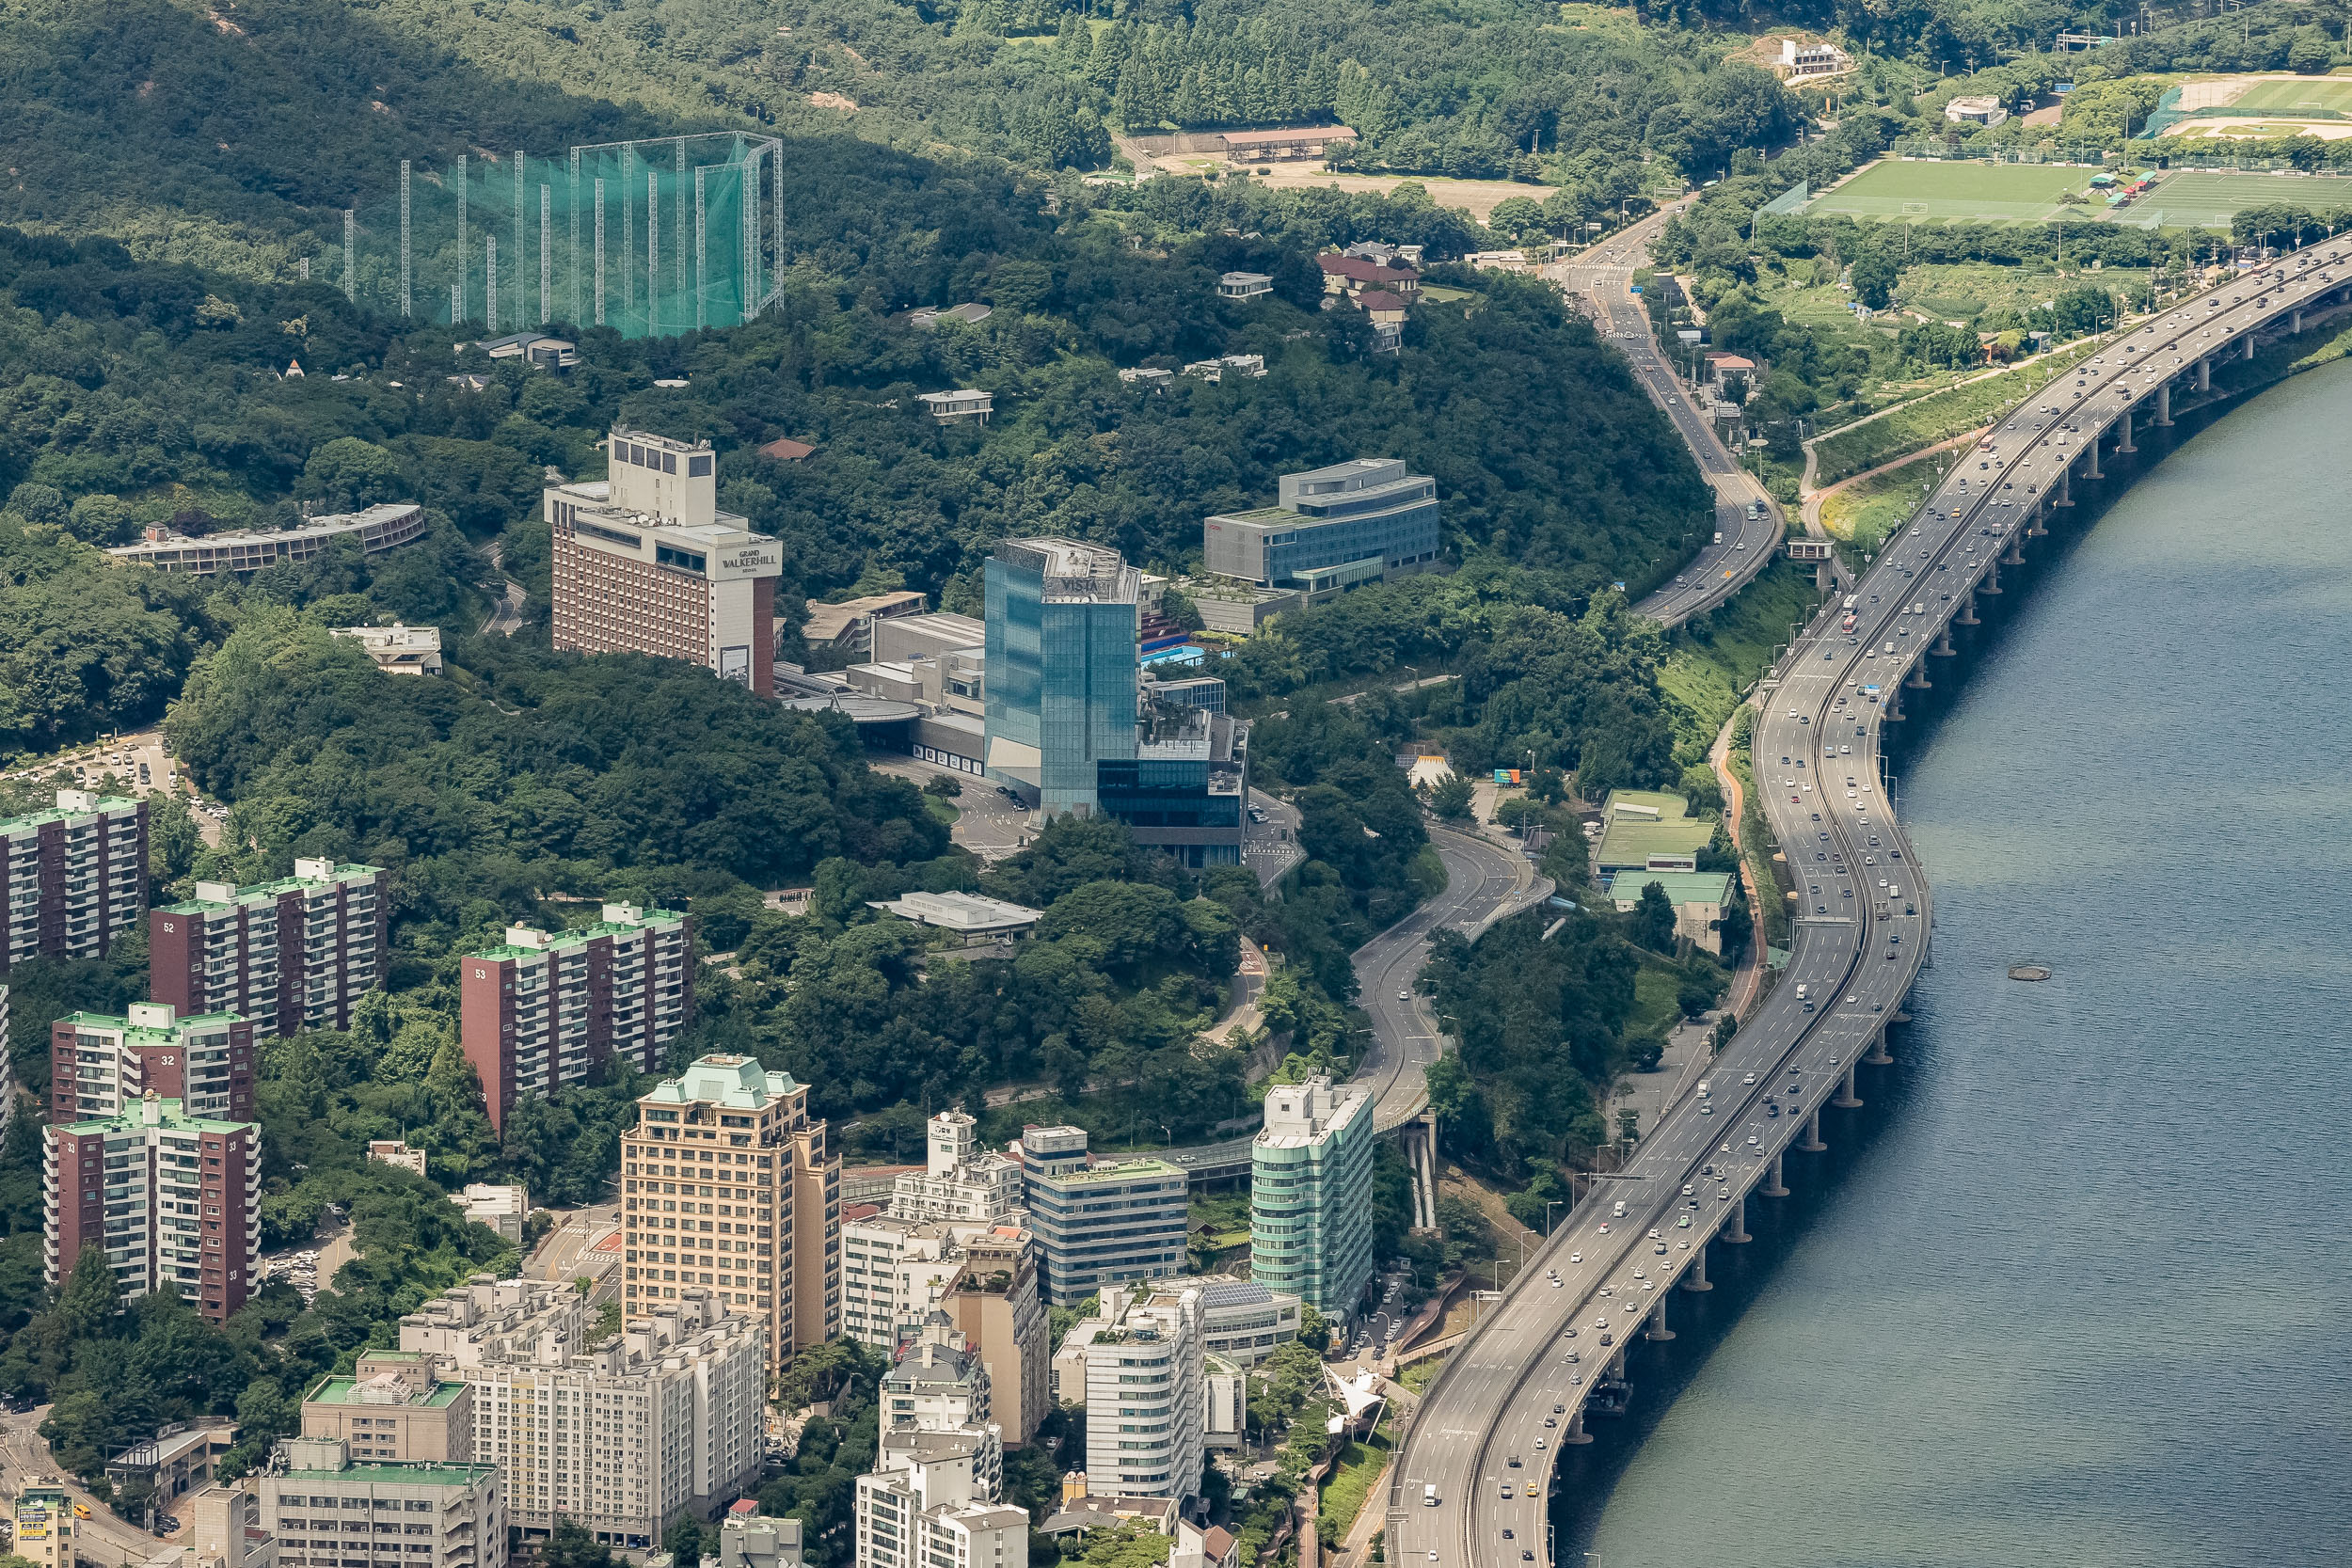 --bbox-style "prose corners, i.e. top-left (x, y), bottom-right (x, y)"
top-left (1559, 358), bottom-right (2352, 1567)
